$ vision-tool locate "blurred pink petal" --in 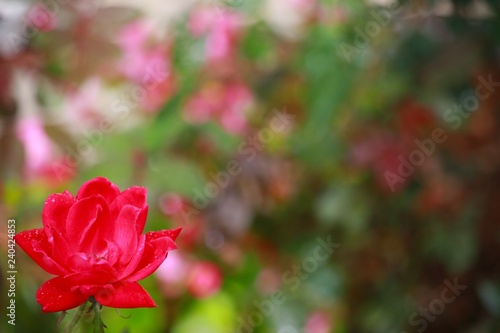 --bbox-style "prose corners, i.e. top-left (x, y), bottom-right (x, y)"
top-left (188, 9), bottom-right (214, 36)
top-left (184, 82), bottom-right (253, 134)
top-left (305, 311), bottom-right (332, 333)
top-left (159, 193), bottom-right (187, 216)
top-left (156, 251), bottom-right (189, 284)
top-left (189, 8), bottom-right (243, 62)
top-left (184, 94), bottom-right (216, 123)
top-left (141, 76), bottom-right (175, 113)
top-left (187, 261), bottom-right (222, 299)
top-left (219, 108), bottom-right (248, 134)
top-left (116, 20), bottom-right (152, 51)
top-left (116, 20), bottom-right (174, 112)
top-left (27, 3), bottom-right (56, 32)
top-left (16, 116), bottom-right (55, 179)
top-left (220, 83), bottom-right (253, 134)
